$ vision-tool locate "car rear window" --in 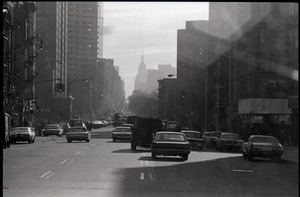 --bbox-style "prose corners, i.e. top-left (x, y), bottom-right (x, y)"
top-left (70, 128), bottom-right (86, 132)
top-left (223, 134), bottom-right (240, 140)
top-left (115, 128), bottom-right (131, 132)
top-left (156, 133), bottom-right (186, 142)
top-left (45, 126), bottom-right (58, 129)
top-left (252, 137), bottom-right (278, 144)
